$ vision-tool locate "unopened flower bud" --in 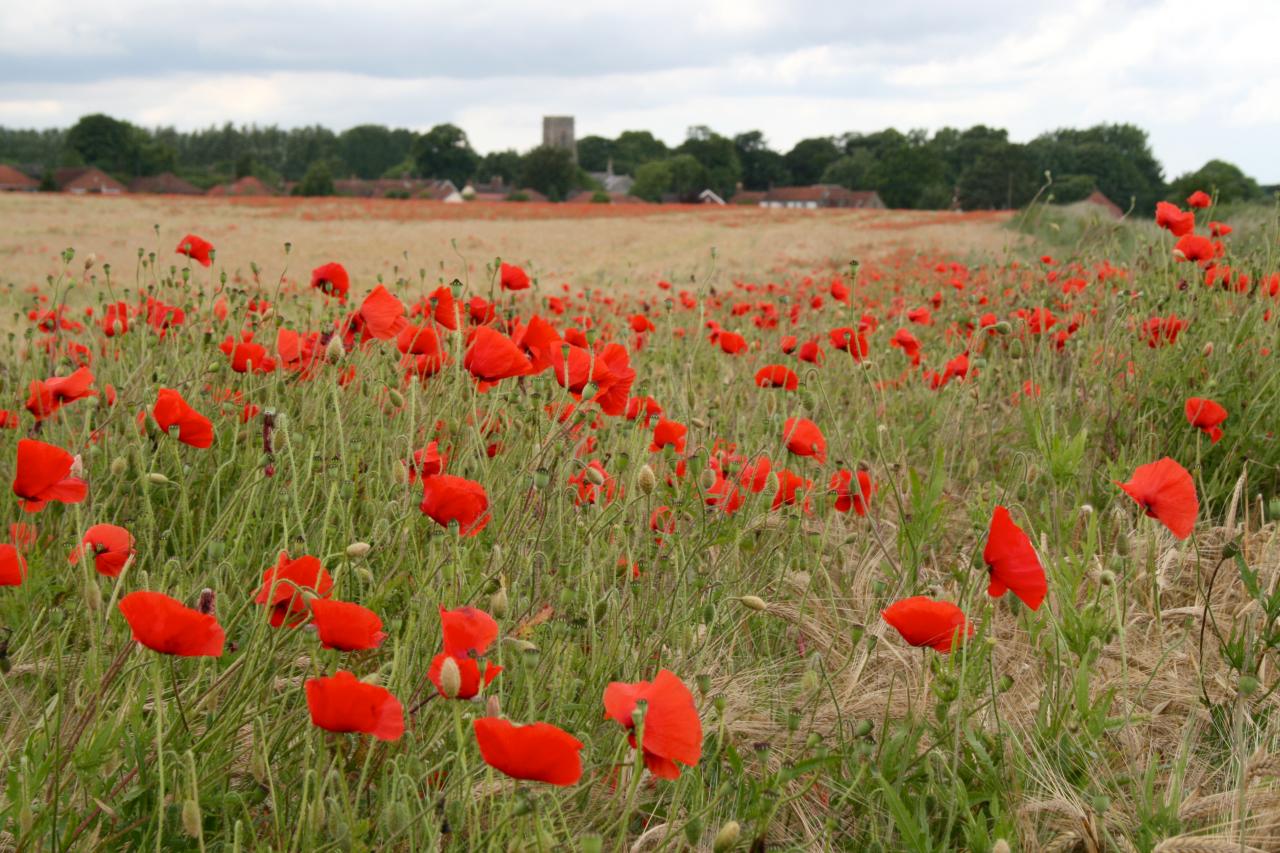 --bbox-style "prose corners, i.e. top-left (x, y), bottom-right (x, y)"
top-left (146, 472), bottom-right (170, 485)
top-left (992, 841), bottom-right (1011, 853)
top-left (345, 541), bottom-right (371, 558)
top-left (699, 467), bottom-right (717, 492)
top-left (489, 586), bottom-right (509, 618)
top-left (325, 335), bottom-right (345, 362)
top-left (740, 595), bottom-right (768, 612)
top-left (83, 578), bottom-right (102, 612)
top-left (83, 253), bottom-right (97, 271)
top-left (197, 588), bottom-right (216, 615)
top-left (110, 456), bottom-right (128, 476)
top-left (181, 799), bottom-right (202, 838)
top-left (713, 820), bottom-right (741, 852)
top-left (70, 454), bottom-right (84, 478)
top-left (585, 466), bottom-right (606, 487)
top-left (438, 656), bottom-right (462, 699)
top-left (503, 637), bottom-right (538, 653)
top-left (486, 695), bottom-right (501, 718)
top-left (636, 464), bottom-right (657, 494)
top-left (691, 417), bottom-right (708, 429)
top-left (1202, 341), bottom-right (1214, 358)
